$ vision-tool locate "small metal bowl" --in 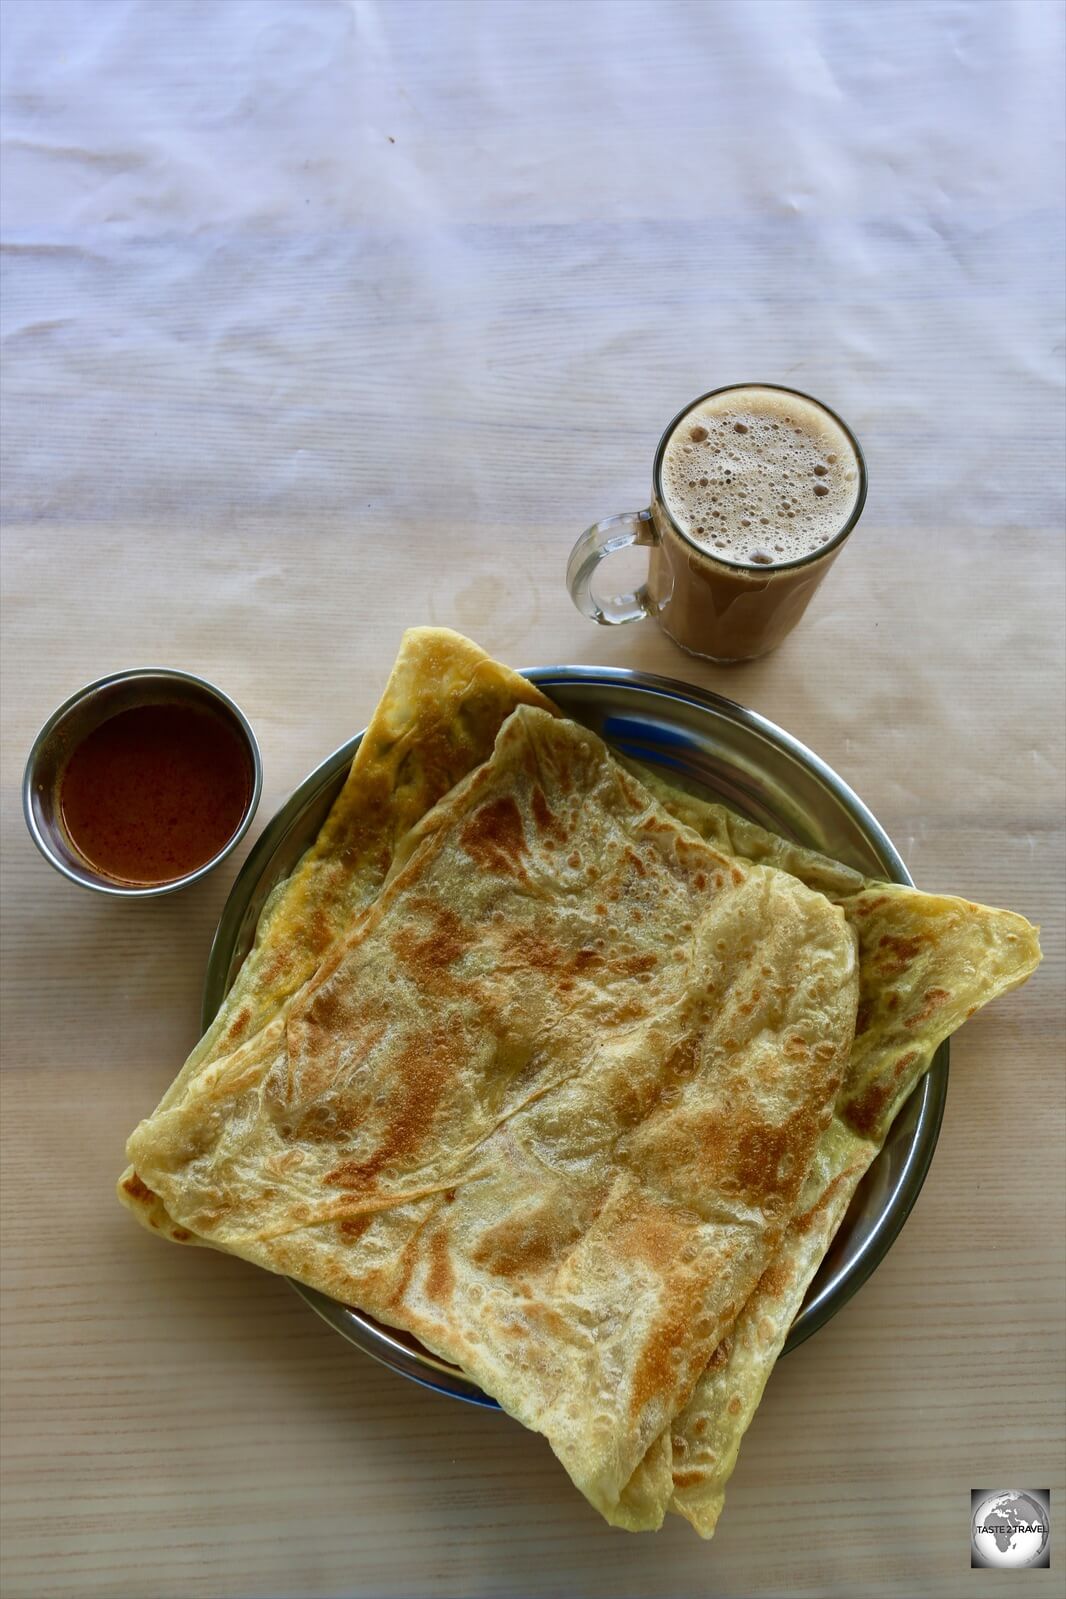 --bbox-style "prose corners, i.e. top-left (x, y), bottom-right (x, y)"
top-left (23, 668), bottom-right (262, 898)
